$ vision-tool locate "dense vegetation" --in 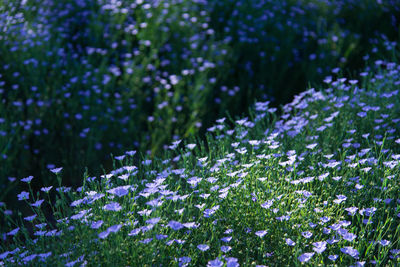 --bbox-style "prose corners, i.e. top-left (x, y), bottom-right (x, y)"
top-left (1, 0), bottom-right (400, 265)
top-left (1, 62), bottom-right (400, 266)
top-left (0, 0), bottom-right (399, 201)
